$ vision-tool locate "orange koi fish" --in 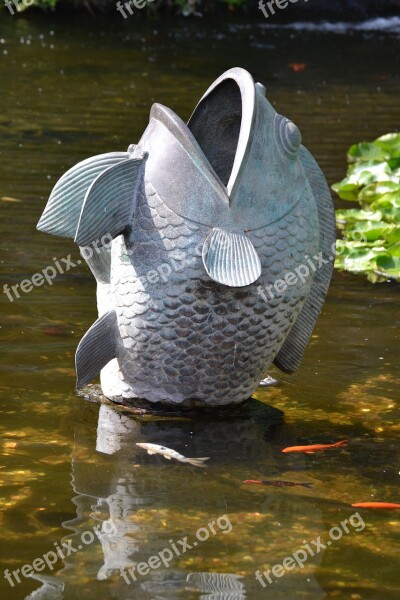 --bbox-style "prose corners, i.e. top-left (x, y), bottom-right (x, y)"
top-left (289, 62), bottom-right (307, 73)
top-left (351, 502), bottom-right (400, 510)
top-left (282, 440), bottom-right (348, 454)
